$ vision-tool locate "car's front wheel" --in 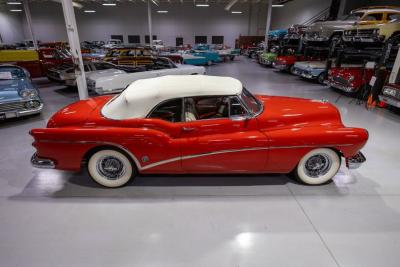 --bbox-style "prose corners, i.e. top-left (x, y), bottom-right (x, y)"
top-left (88, 149), bottom-right (135, 188)
top-left (295, 148), bottom-right (340, 185)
